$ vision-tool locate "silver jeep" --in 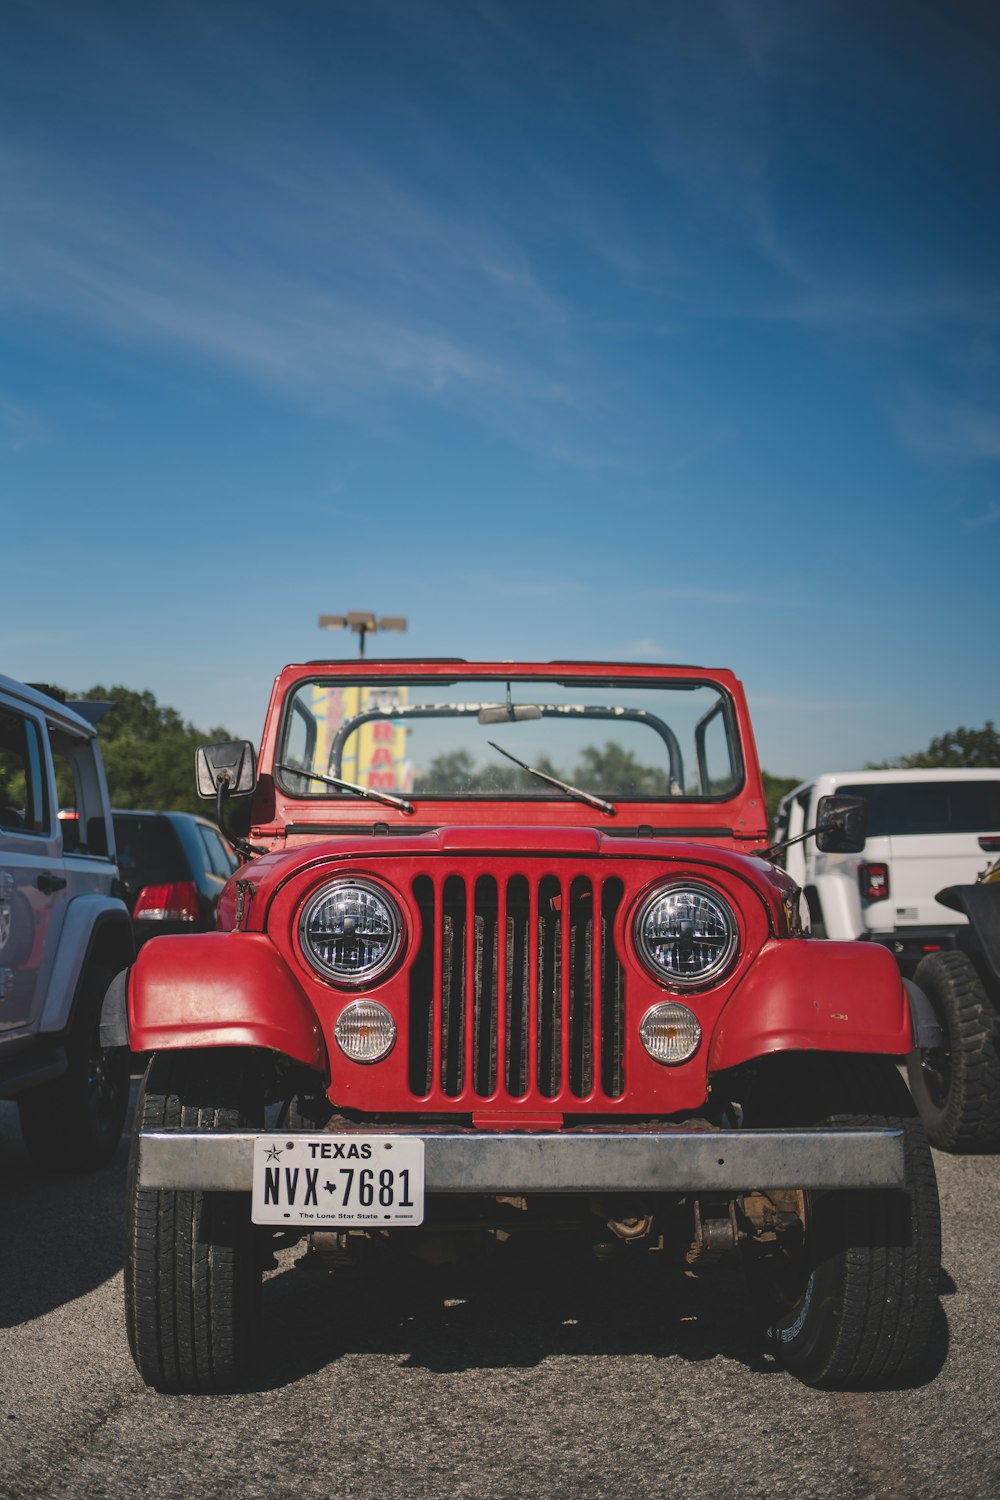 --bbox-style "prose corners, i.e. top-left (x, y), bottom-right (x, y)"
top-left (0, 675), bottom-right (133, 1169)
